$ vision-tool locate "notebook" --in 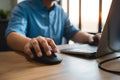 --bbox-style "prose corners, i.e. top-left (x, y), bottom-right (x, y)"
top-left (58, 0), bottom-right (120, 59)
